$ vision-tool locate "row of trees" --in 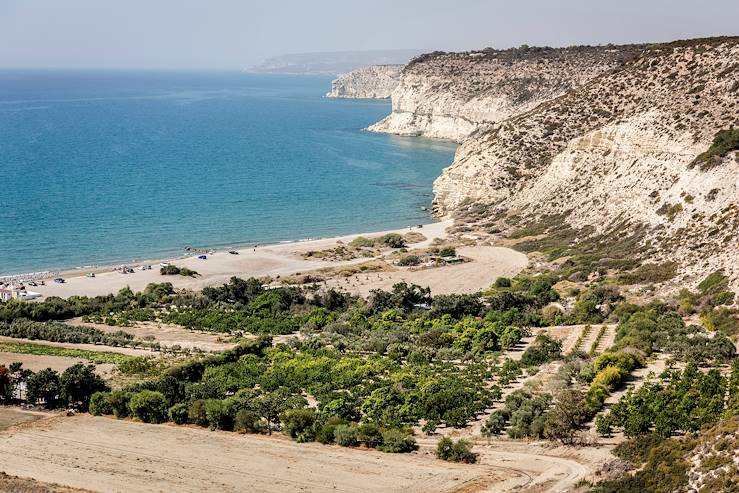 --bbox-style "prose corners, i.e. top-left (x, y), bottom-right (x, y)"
top-left (596, 362), bottom-right (739, 437)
